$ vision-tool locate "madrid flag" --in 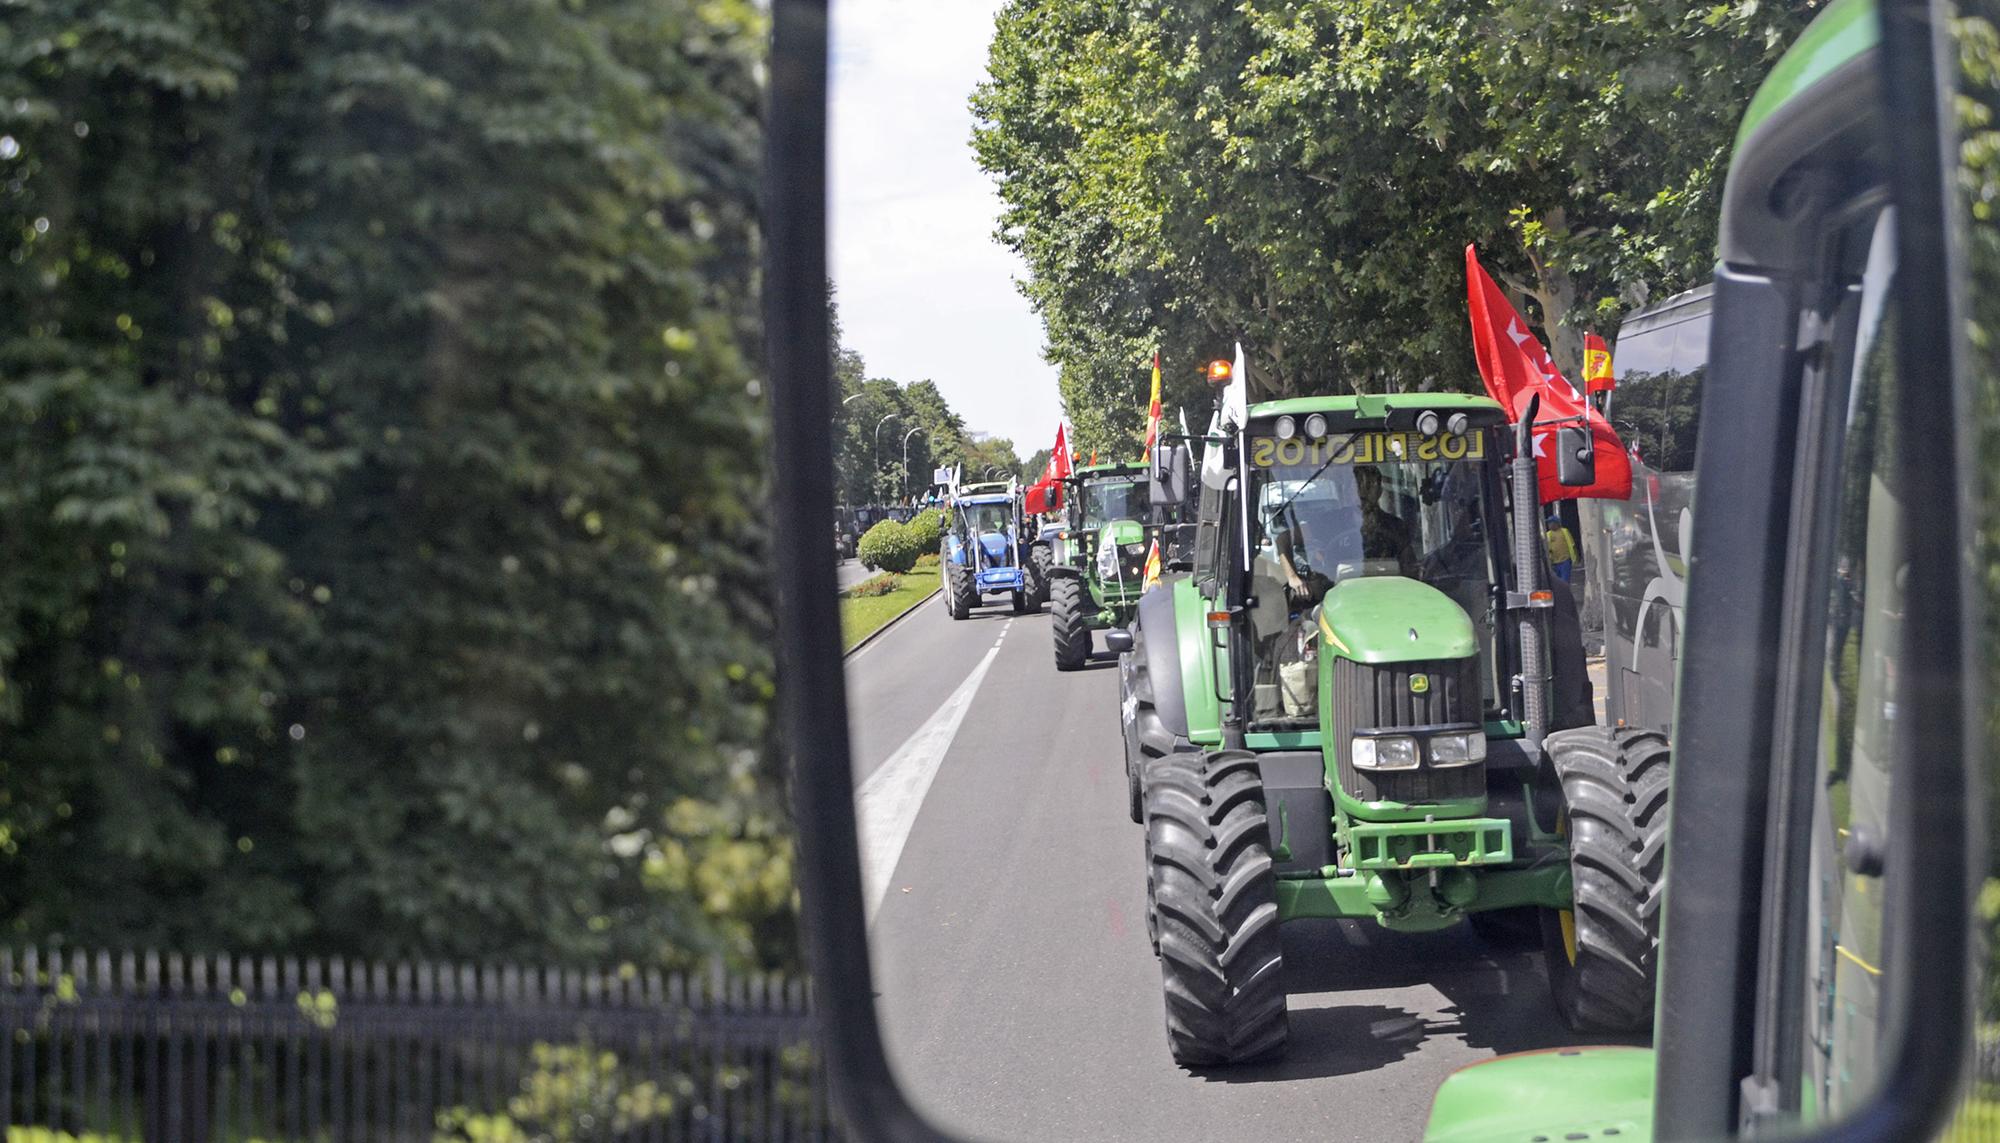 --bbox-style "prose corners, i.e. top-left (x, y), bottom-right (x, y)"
top-left (1464, 246), bottom-right (1631, 503)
